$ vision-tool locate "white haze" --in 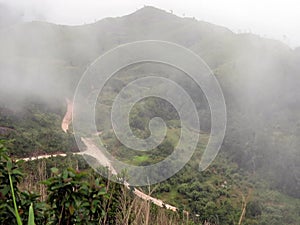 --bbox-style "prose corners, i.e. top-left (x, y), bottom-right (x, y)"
top-left (1, 0), bottom-right (300, 48)
top-left (0, 0), bottom-right (299, 200)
